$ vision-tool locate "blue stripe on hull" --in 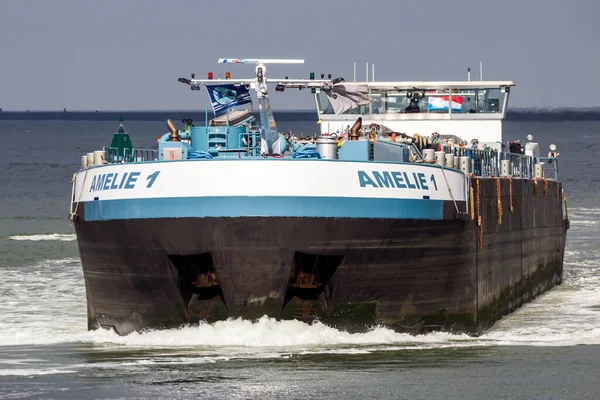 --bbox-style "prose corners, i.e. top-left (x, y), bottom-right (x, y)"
top-left (82, 196), bottom-right (444, 221)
